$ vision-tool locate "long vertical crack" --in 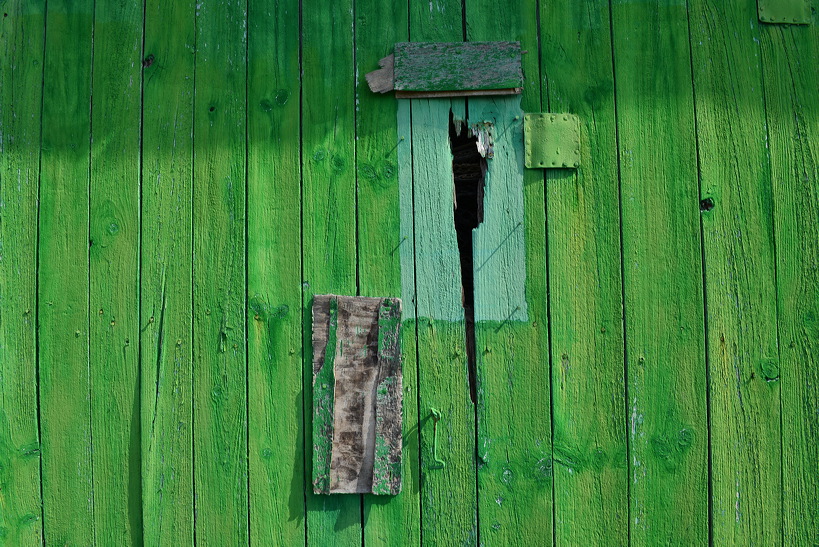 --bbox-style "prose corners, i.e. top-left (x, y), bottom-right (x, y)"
top-left (449, 111), bottom-right (486, 404)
